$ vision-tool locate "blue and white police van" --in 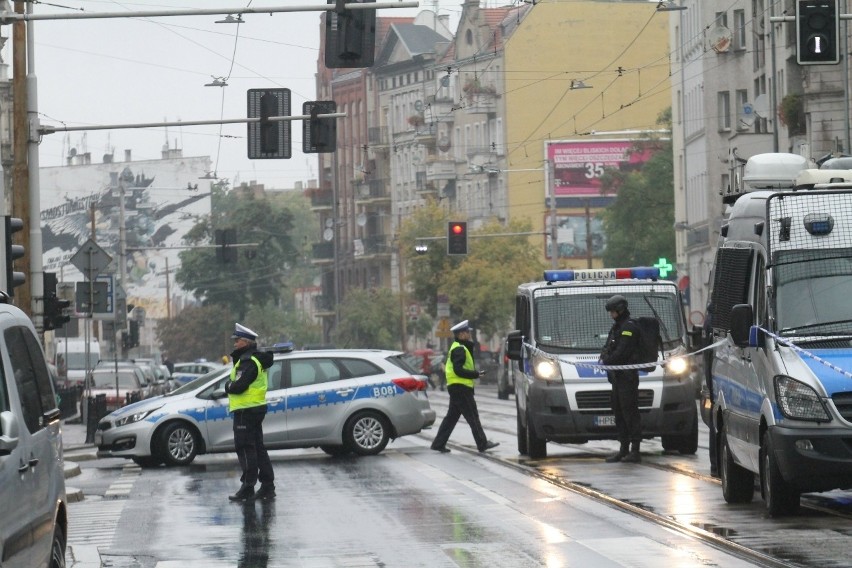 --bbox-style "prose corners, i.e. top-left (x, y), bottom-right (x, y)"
top-left (506, 267), bottom-right (700, 459)
top-left (709, 152), bottom-right (852, 515)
